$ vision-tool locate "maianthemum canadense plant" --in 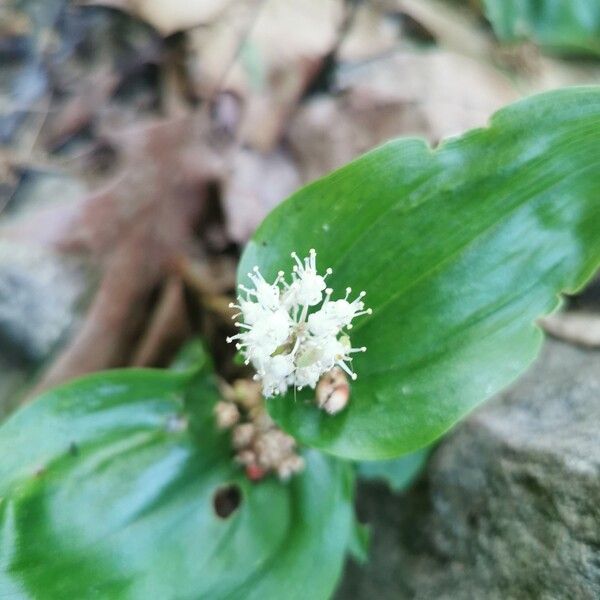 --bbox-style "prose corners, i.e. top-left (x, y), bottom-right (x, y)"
top-left (1, 86), bottom-right (599, 599)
